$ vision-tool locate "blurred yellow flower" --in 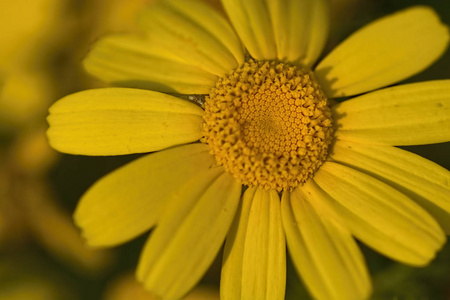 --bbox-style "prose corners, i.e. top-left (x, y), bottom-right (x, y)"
top-left (48, 0), bottom-right (450, 299)
top-left (0, 0), bottom-right (64, 71)
top-left (104, 273), bottom-right (219, 300)
top-left (0, 0), bottom-right (117, 277)
top-left (0, 0), bottom-right (67, 127)
top-left (0, 157), bottom-right (112, 273)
